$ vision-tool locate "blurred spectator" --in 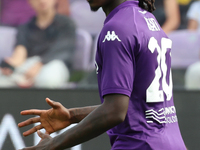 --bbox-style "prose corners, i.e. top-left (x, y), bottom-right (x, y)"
top-left (0, 0), bottom-right (76, 88)
top-left (185, 59), bottom-right (200, 90)
top-left (0, 0), bottom-right (70, 27)
top-left (153, 0), bottom-right (180, 34)
top-left (56, 0), bottom-right (70, 16)
top-left (178, 0), bottom-right (194, 29)
top-left (70, 1), bottom-right (105, 37)
top-left (187, 0), bottom-right (200, 30)
top-left (184, 1), bottom-right (200, 89)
